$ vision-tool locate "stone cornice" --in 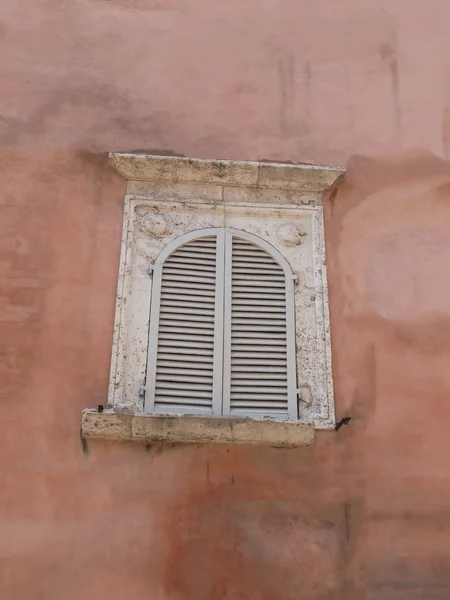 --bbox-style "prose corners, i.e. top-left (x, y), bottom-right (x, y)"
top-left (109, 153), bottom-right (345, 192)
